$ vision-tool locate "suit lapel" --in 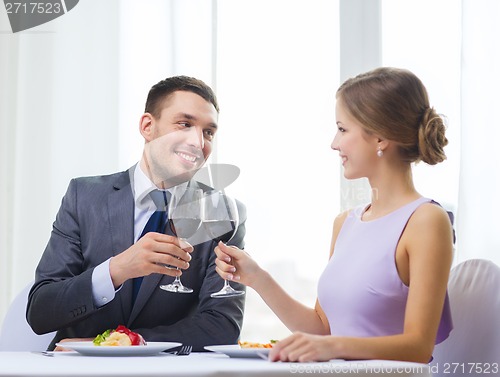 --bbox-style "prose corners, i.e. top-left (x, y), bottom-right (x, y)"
top-left (129, 275), bottom-right (162, 323)
top-left (108, 168), bottom-right (135, 318)
top-left (108, 171), bottom-right (135, 256)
